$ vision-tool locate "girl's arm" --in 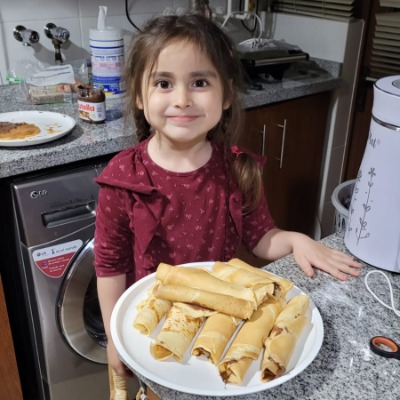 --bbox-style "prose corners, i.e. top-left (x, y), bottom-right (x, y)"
top-left (252, 228), bottom-right (363, 281)
top-left (97, 274), bottom-right (134, 379)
